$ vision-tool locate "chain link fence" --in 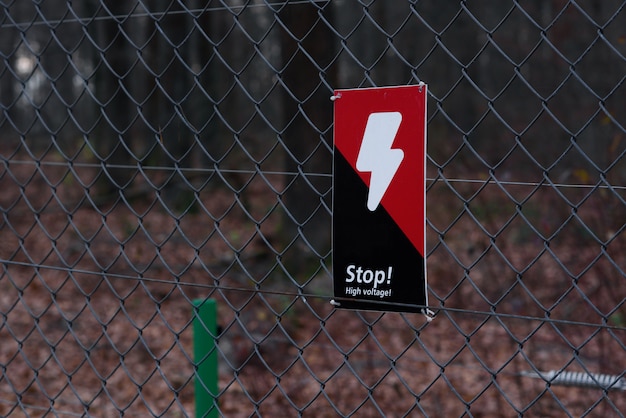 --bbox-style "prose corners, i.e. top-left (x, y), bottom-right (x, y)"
top-left (1, 0), bottom-right (625, 416)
